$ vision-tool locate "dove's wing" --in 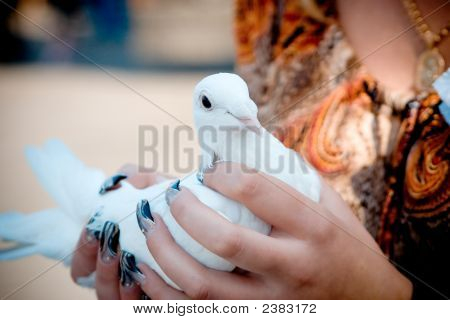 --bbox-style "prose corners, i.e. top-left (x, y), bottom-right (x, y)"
top-left (25, 139), bottom-right (106, 223)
